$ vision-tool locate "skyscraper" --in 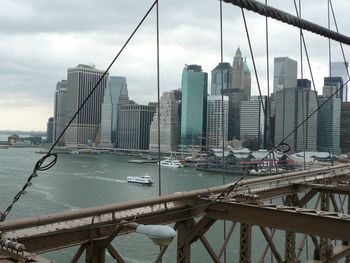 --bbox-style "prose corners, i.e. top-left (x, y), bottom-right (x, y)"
top-left (47, 117), bottom-right (54, 143)
top-left (273, 57), bottom-right (298, 93)
top-left (323, 77), bottom-right (344, 100)
top-left (317, 96), bottom-right (341, 154)
top-left (331, 61), bottom-right (349, 102)
top-left (340, 102), bottom-right (350, 153)
top-left (118, 104), bottom-right (156, 150)
top-left (211, 62), bottom-right (232, 95)
top-left (206, 95), bottom-right (229, 147)
top-left (53, 80), bottom-right (67, 145)
top-left (231, 48), bottom-right (251, 100)
top-left (149, 91), bottom-right (180, 152)
top-left (99, 84), bottom-right (113, 147)
top-left (180, 64), bottom-right (208, 146)
top-left (65, 64), bottom-right (108, 146)
top-left (240, 96), bottom-right (267, 149)
top-left (274, 79), bottom-right (318, 152)
top-left (109, 76), bottom-right (127, 143)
